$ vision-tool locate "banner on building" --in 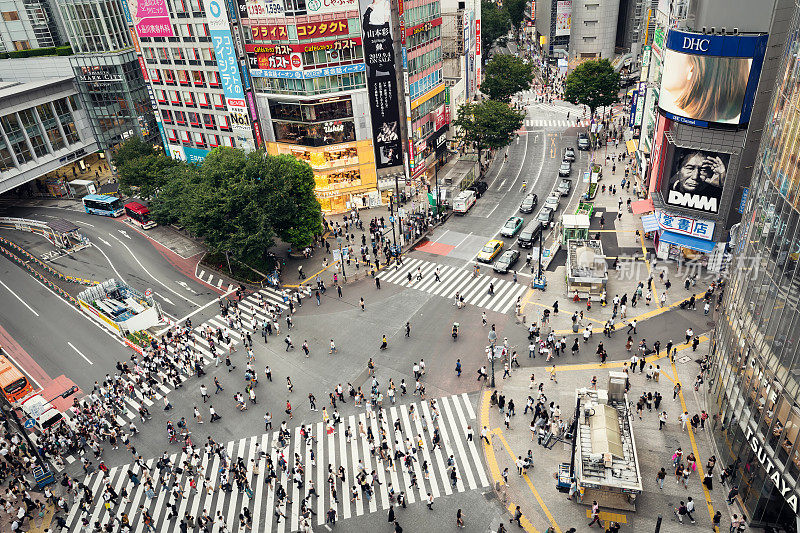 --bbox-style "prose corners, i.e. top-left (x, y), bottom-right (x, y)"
top-left (360, 0), bottom-right (403, 169)
top-left (250, 24), bottom-right (289, 40)
top-left (245, 0), bottom-right (284, 18)
top-left (306, 0), bottom-right (359, 15)
top-left (128, 0), bottom-right (173, 37)
top-left (555, 0), bottom-right (571, 37)
top-left (297, 19), bottom-right (350, 40)
top-left (205, 0), bottom-right (250, 135)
